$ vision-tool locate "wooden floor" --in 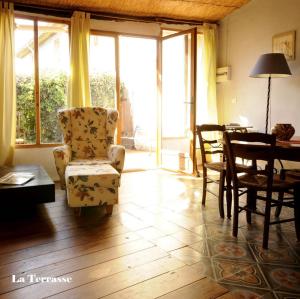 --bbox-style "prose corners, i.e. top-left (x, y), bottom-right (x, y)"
top-left (0, 170), bottom-right (233, 299)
